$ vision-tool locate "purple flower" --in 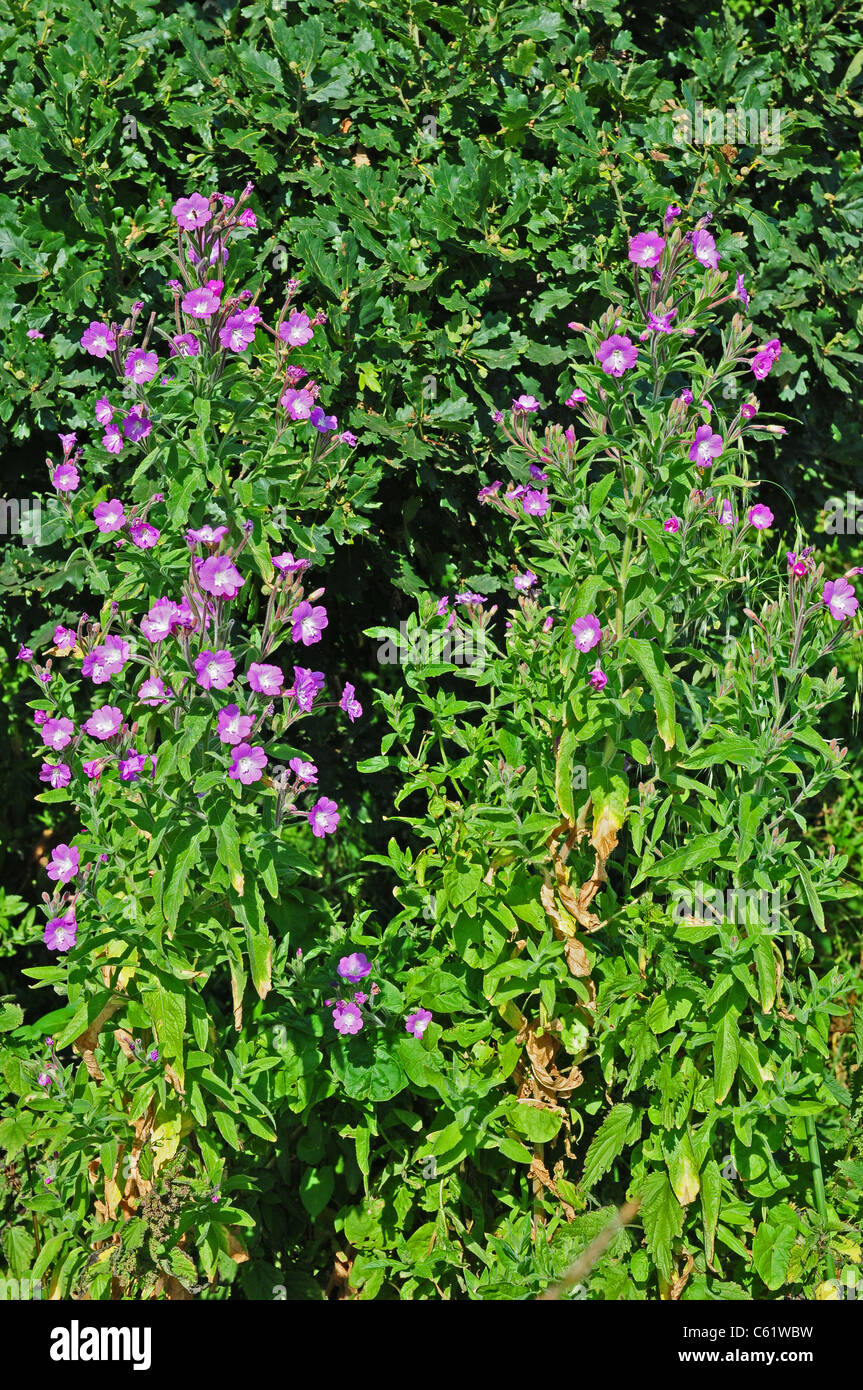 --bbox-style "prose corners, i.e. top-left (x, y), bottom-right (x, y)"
top-left (41, 717), bottom-right (74, 751)
top-left (247, 662), bottom-right (284, 696)
top-left (238, 208), bottom-right (257, 229)
top-left (664, 204), bottom-right (682, 226)
top-left (197, 555), bottom-right (245, 599)
top-left (94, 499), bottom-right (126, 533)
top-left (187, 523), bottom-right (229, 546)
top-left (140, 598), bottom-right (180, 644)
top-left (53, 625), bottom-right (77, 654)
top-left (217, 704), bottom-right (255, 745)
top-left (122, 408), bottom-right (152, 443)
top-left (566, 389), bottom-right (587, 407)
top-left (645, 308), bottom-right (677, 334)
top-left (82, 759), bottom-right (104, 780)
top-left (588, 666), bottom-right (608, 692)
top-left (170, 333), bottom-right (200, 358)
top-left (823, 577), bottom-right (858, 622)
top-left (129, 520), bottom-right (160, 550)
top-left (40, 762), bottom-right (71, 789)
top-left (571, 614), bottom-right (602, 653)
top-left (718, 499), bottom-right (735, 527)
top-left (103, 425), bottom-right (124, 454)
top-left (83, 711), bottom-right (122, 745)
top-left (688, 425), bottom-right (723, 468)
top-left (513, 571), bottom-right (537, 592)
top-left (278, 312), bottom-right (314, 347)
top-left (118, 750), bottom-right (148, 782)
top-left (172, 193), bottom-right (212, 230)
top-left (691, 229), bottom-right (719, 269)
top-left (52, 463), bottom-right (80, 493)
top-left (148, 1048), bottom-right (159, 1063)
top-left (27, 328), bottom-right (45, 340)
top-left (219, 314), bottom-right (257, 352)
top-left (340, 431), bottom-right (357, 447)
top-left (290, 601), bottom-right (328, 645)
top-left (512, 394), bottom-right (541, 412)
top-left (337, 952), bottom-right (372, 983)
top-left (95, 398), bottom-right (113, 425)
top-left (280, 387), bottom-right (315, 420)
top-left (309, 406), bottom-right (338, 433)
top-left (735, 273), bottom-right (749, 308)
top-left (522, 488), bottom-right (549, 517)
top-left (46, 843), bottom-right (80, 884)
top-left (289, 757), bottom-right (317, 783)
top-left (124, 349), bottom-right (158, 385)
top-left (17, 645), bottom-right (33, 661)
top-left (596, 334), bottom-right (638, 378)
top-left (340, 683), bottom-right (362, 721)
top-left (747, 504), bottom-right (774, 530)
top-left (44, 911), bottom-right (77, 952)
top-left (290, 667), bottom-right (325, 712)
top-left (332, 1000), bottom-right (363, 1035)
top-left (138, 677), bottom-right (168, 706)
top-left (308, 797), bottom-right (340, 837)
top-left (405, 1008), bottom-right (433, 1039)
top-left (664, 516), bottom-right (680, 533)
top-left (273, 551), bottom-right (310, 574)
top-left (80, 322), bottom-right (117, 357)
top-left (182, 287), bottom-right (221, 319)
top-left (194, 648), bottom-right (236, 690)
top-left (82, 639), bottom-right (128, 685)
top-left (628, 231), bottom-right (665, 268)
top-left (228, 743), bottom-right (268, 784)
